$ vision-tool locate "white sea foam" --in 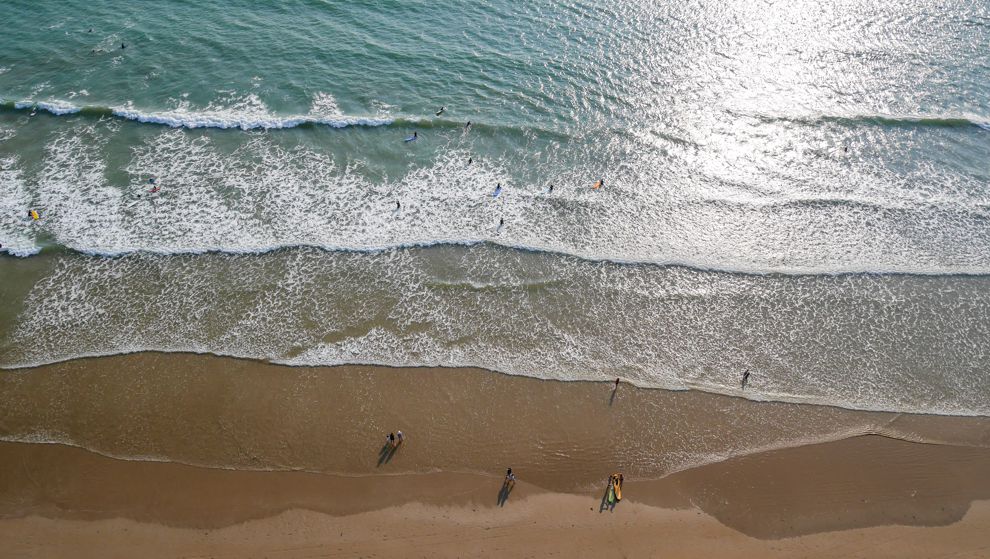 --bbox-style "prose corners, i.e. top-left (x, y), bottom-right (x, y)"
top-left (0, 157), bottom-right (40, 256)
top-left (111, 93), bottom-right (392, 130)
top-left (7, 94), bottom-right (393, 129)
top-left (5, 117), bottom-right (989, 276)
top-left (4, 248), bottom-right (989, 417)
